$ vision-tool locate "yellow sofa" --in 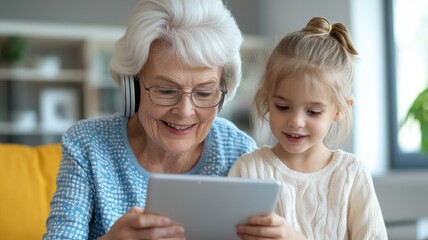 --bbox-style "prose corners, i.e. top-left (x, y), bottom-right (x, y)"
top-left (0, 143), bottom-right (61, 240)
